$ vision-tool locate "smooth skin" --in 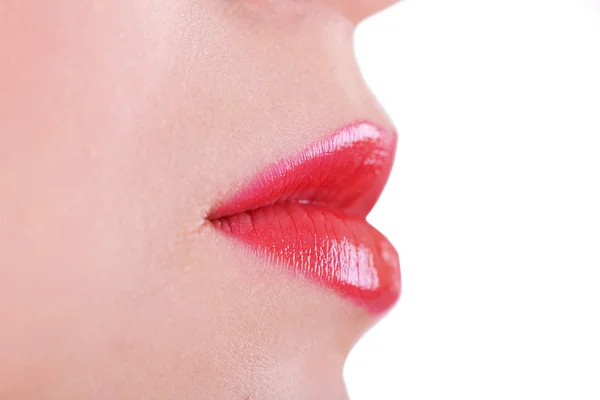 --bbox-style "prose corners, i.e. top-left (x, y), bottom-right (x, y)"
top-left (0, 1), bottom-right (398, 398)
